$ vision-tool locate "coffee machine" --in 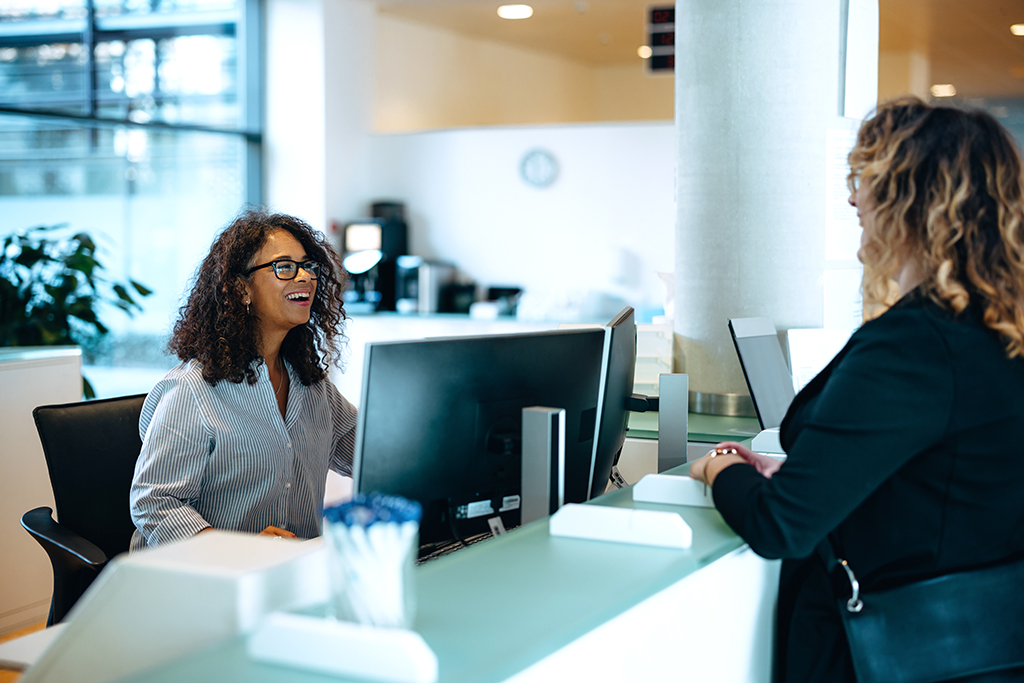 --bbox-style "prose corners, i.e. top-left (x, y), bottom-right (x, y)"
top-left (340, 201), bottom-right (408, 312)
top-left (395, 256), bottom-right (457, 314)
